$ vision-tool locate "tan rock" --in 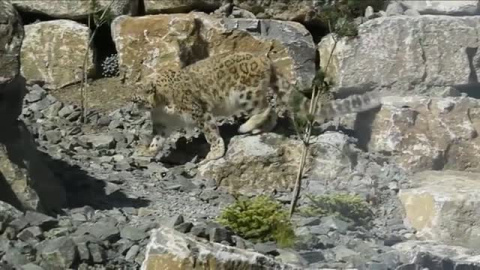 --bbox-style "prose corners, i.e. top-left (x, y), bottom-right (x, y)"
top-left (141, 226), bottom-right (299, 270)
top-left (111, 13), bottom-right (316, 89)
top-left (399, 170), bottom-right (480, 249)
top-left (362, 96), bottom-right (480, 172)
top-left (0, 0), bottom-right (24, 84)
top-left (198, 132), bottom-right (393, 195)
top-left (318, 16), bottom-right (480, 95)
top-left (11, 0), bottom-right (138, 20)
top-left (20, 20), bottom-right (95, 90)
top-left (144, 0), bottom-right (225, 14)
